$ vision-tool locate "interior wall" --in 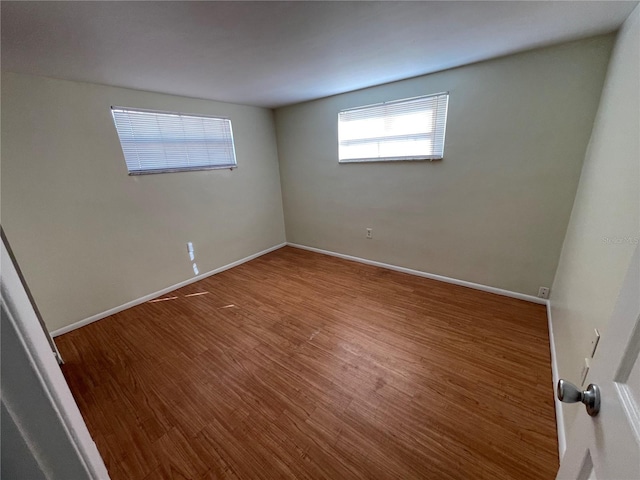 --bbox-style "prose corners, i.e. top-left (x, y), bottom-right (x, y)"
top-left (1, 72), bottom-right (286, 332)
top-left (550, 6), bottom-right (640, 436)
top-left (275, 35), bottom-right (613, 296)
